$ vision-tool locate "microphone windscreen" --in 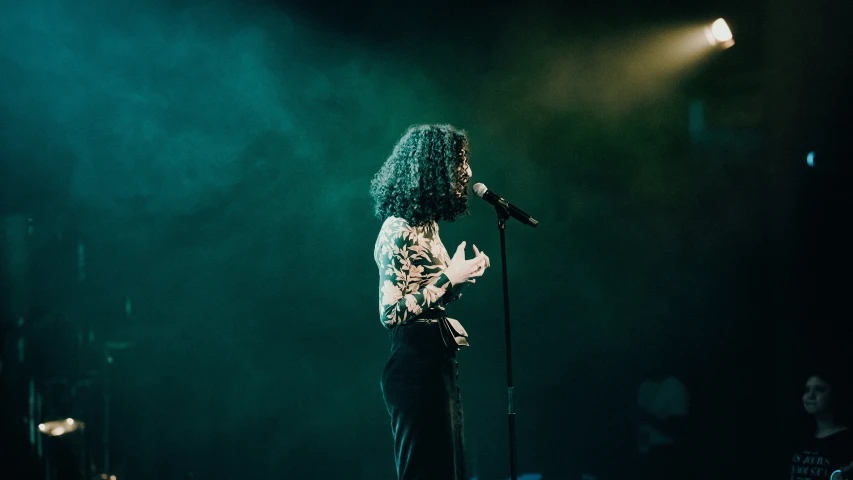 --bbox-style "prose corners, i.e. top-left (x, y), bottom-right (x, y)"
top-left (473, 183), bottom-right (488, 197)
